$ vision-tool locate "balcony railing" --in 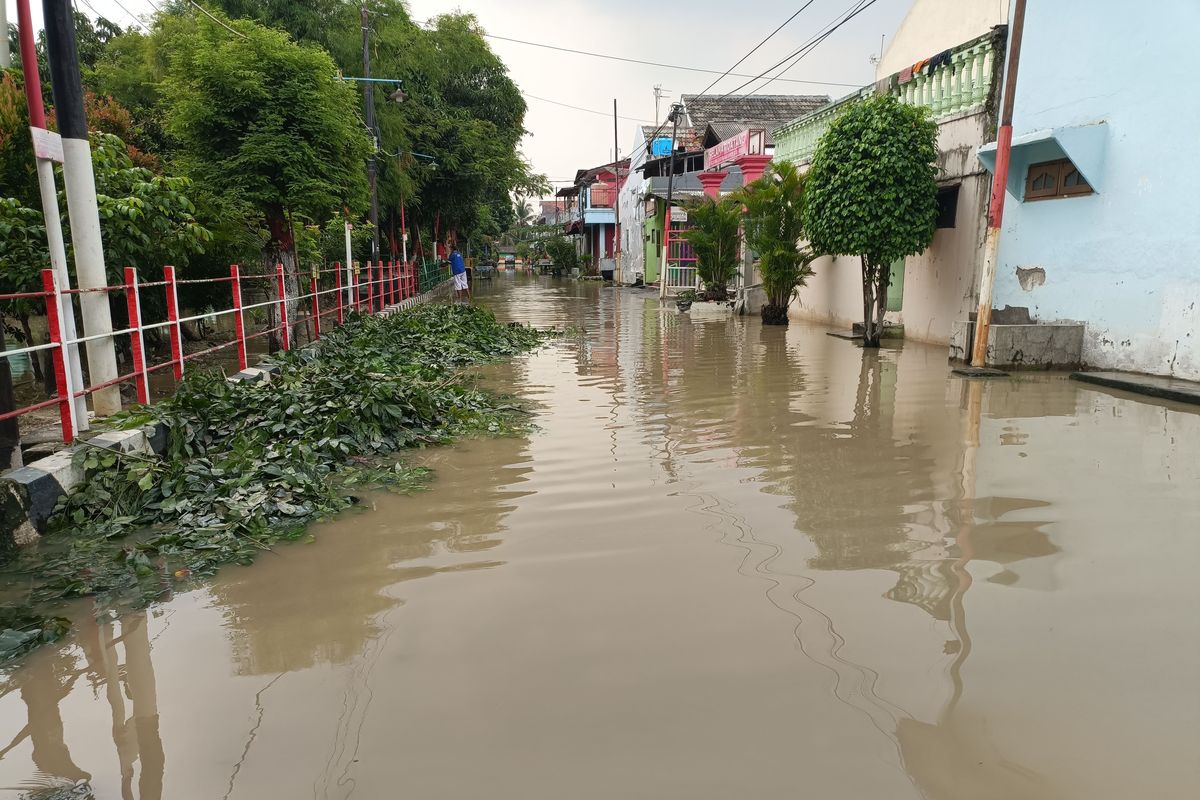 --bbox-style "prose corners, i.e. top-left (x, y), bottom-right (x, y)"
top-left (773, 30), bottom-right (999, 165)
